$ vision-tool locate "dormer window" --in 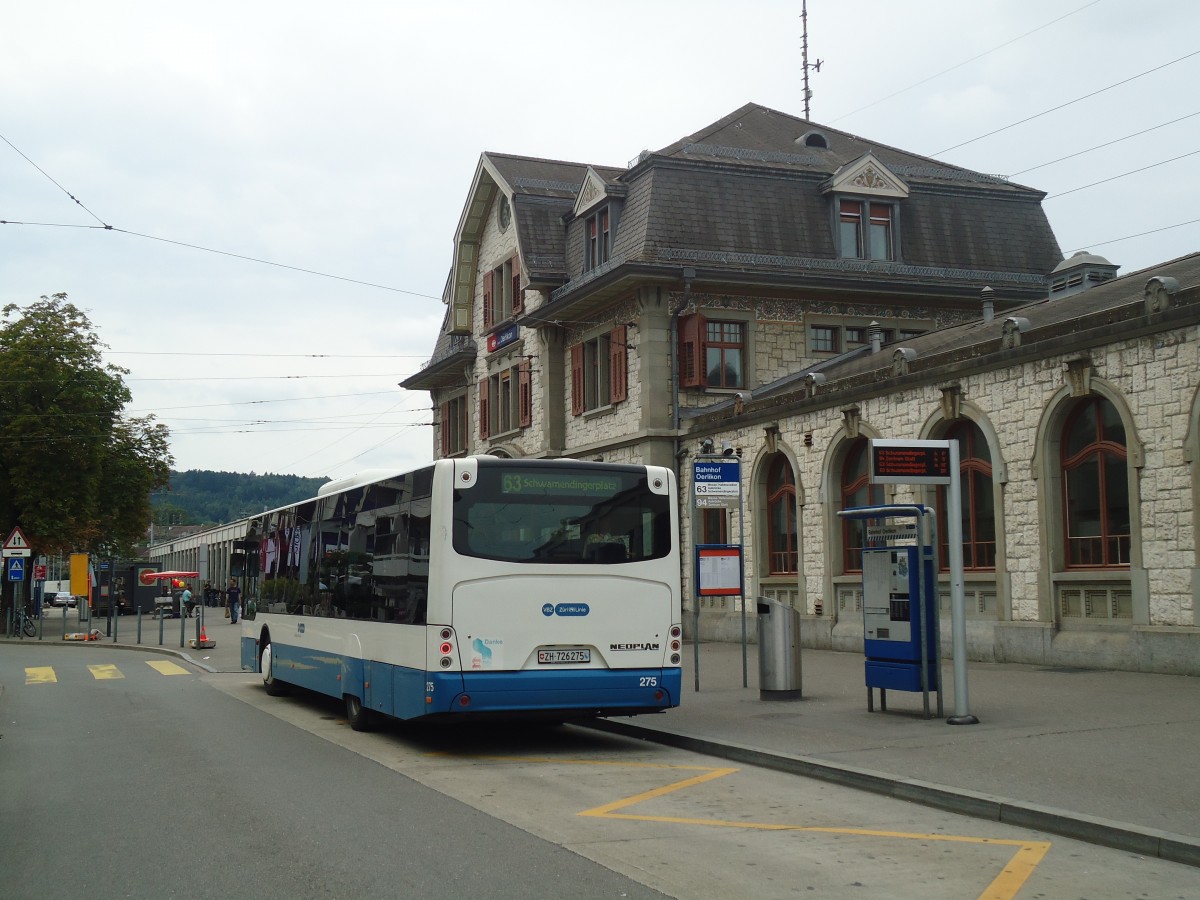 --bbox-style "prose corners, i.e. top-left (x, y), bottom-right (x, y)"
top-left (824, 154), bottom-right (907, 263)
top-left (584, 207), bottom-right (611, 271)
top-left (838, 198), bottom-right (894, 261)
